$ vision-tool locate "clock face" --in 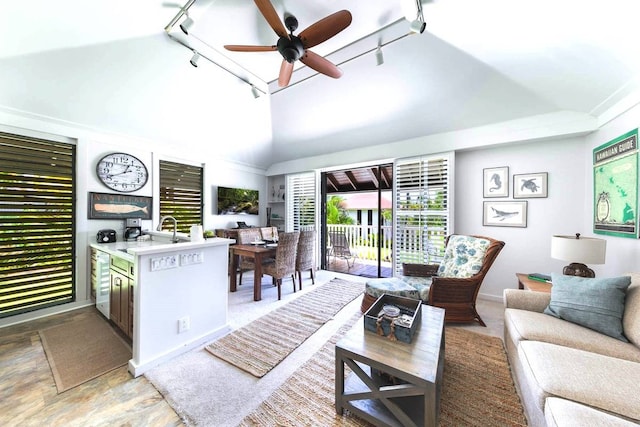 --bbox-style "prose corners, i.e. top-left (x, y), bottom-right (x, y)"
top-left (96, 152), bottom-right (149, 193)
